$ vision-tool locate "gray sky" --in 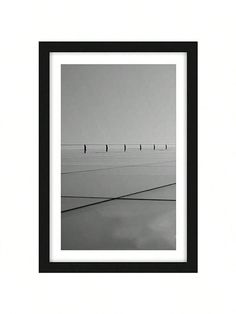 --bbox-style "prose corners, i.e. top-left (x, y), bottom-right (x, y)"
top-left (61, 64), bottom-right (176, 144)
